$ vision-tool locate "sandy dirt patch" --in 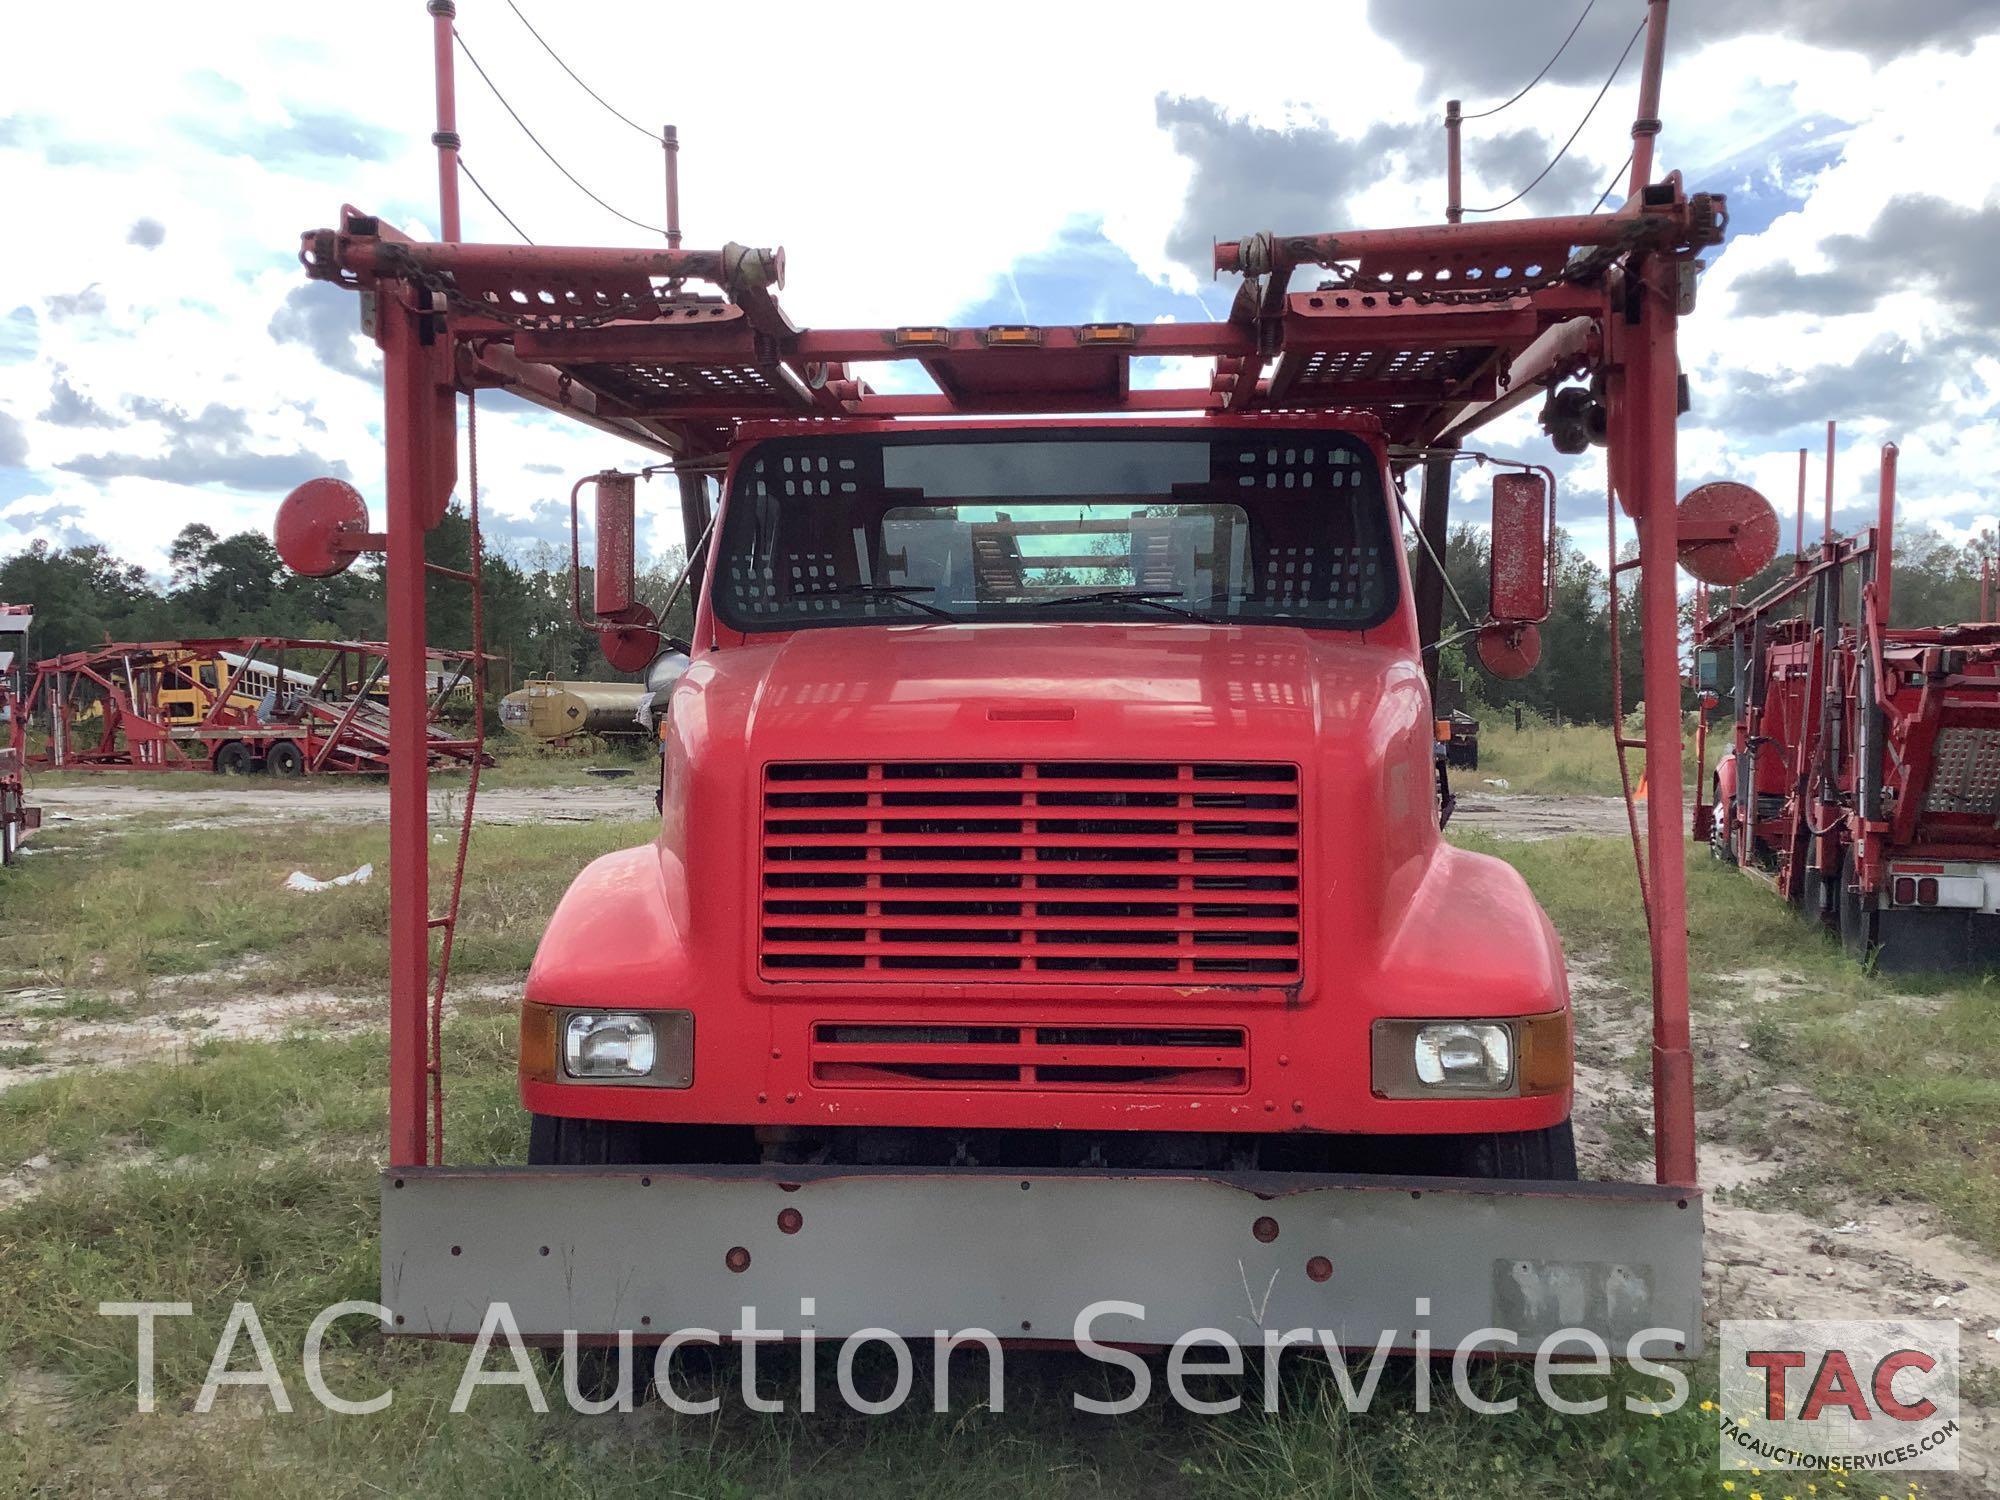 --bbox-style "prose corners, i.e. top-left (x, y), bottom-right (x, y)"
top-left (1570, 954), bottom-right (2000, 1492)
top-left (30, 777), bottom-right (656, 832)
top-left (1450, 792), bottom-right (1638, 841)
